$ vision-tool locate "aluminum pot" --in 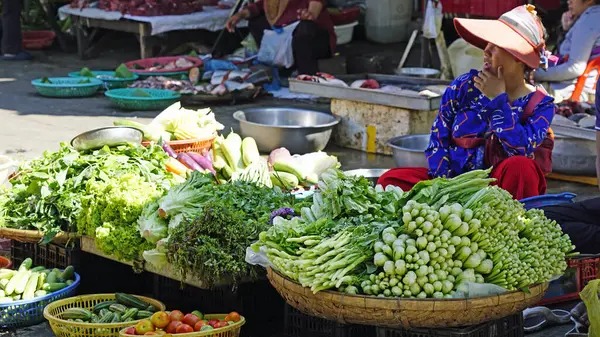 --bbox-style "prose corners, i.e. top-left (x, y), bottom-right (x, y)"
top-left (551, 134), bottom-right (597, 176)
top-left (387, 134), bottom-right (429, 168)
top-left (233, 107), bottom-right (340, 154)
top-left (71, 127), bottom-right (143, 152)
